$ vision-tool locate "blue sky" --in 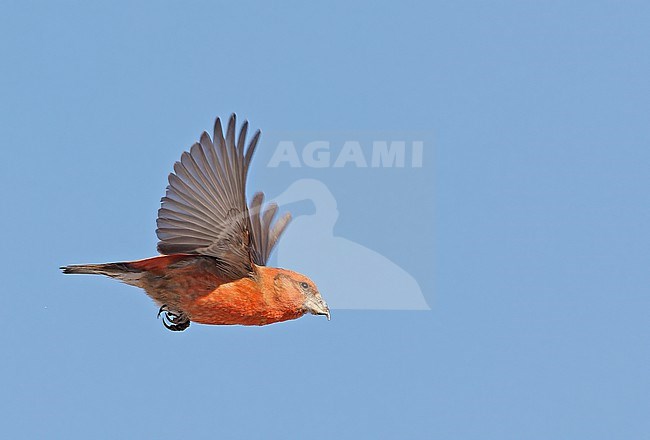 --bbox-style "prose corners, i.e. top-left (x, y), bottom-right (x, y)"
top-left (1, 1), bottom-right (649, 438)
